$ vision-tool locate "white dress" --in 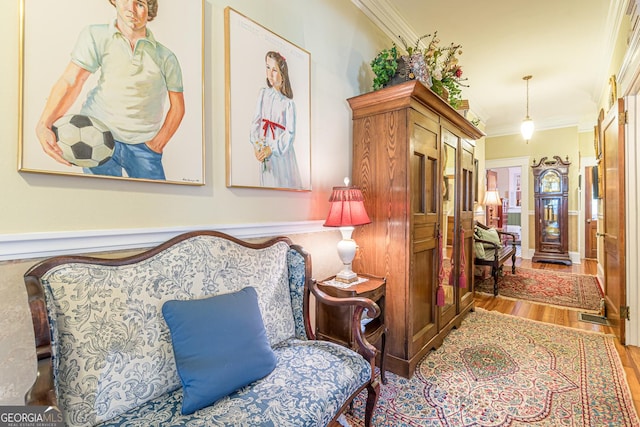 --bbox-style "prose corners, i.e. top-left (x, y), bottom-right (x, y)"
top-left (250, 87), bottom-right (302, 189)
